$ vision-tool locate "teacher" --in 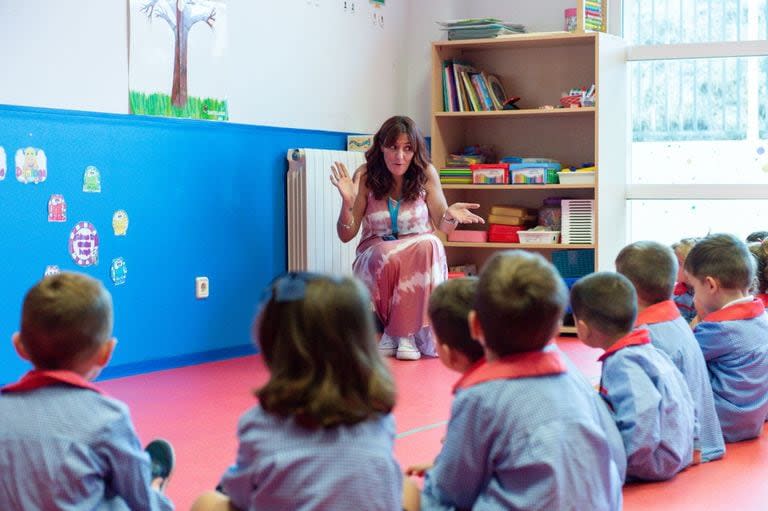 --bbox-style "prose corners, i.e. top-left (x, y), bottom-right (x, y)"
top-left (330, 115), bottom-right (483, 360)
